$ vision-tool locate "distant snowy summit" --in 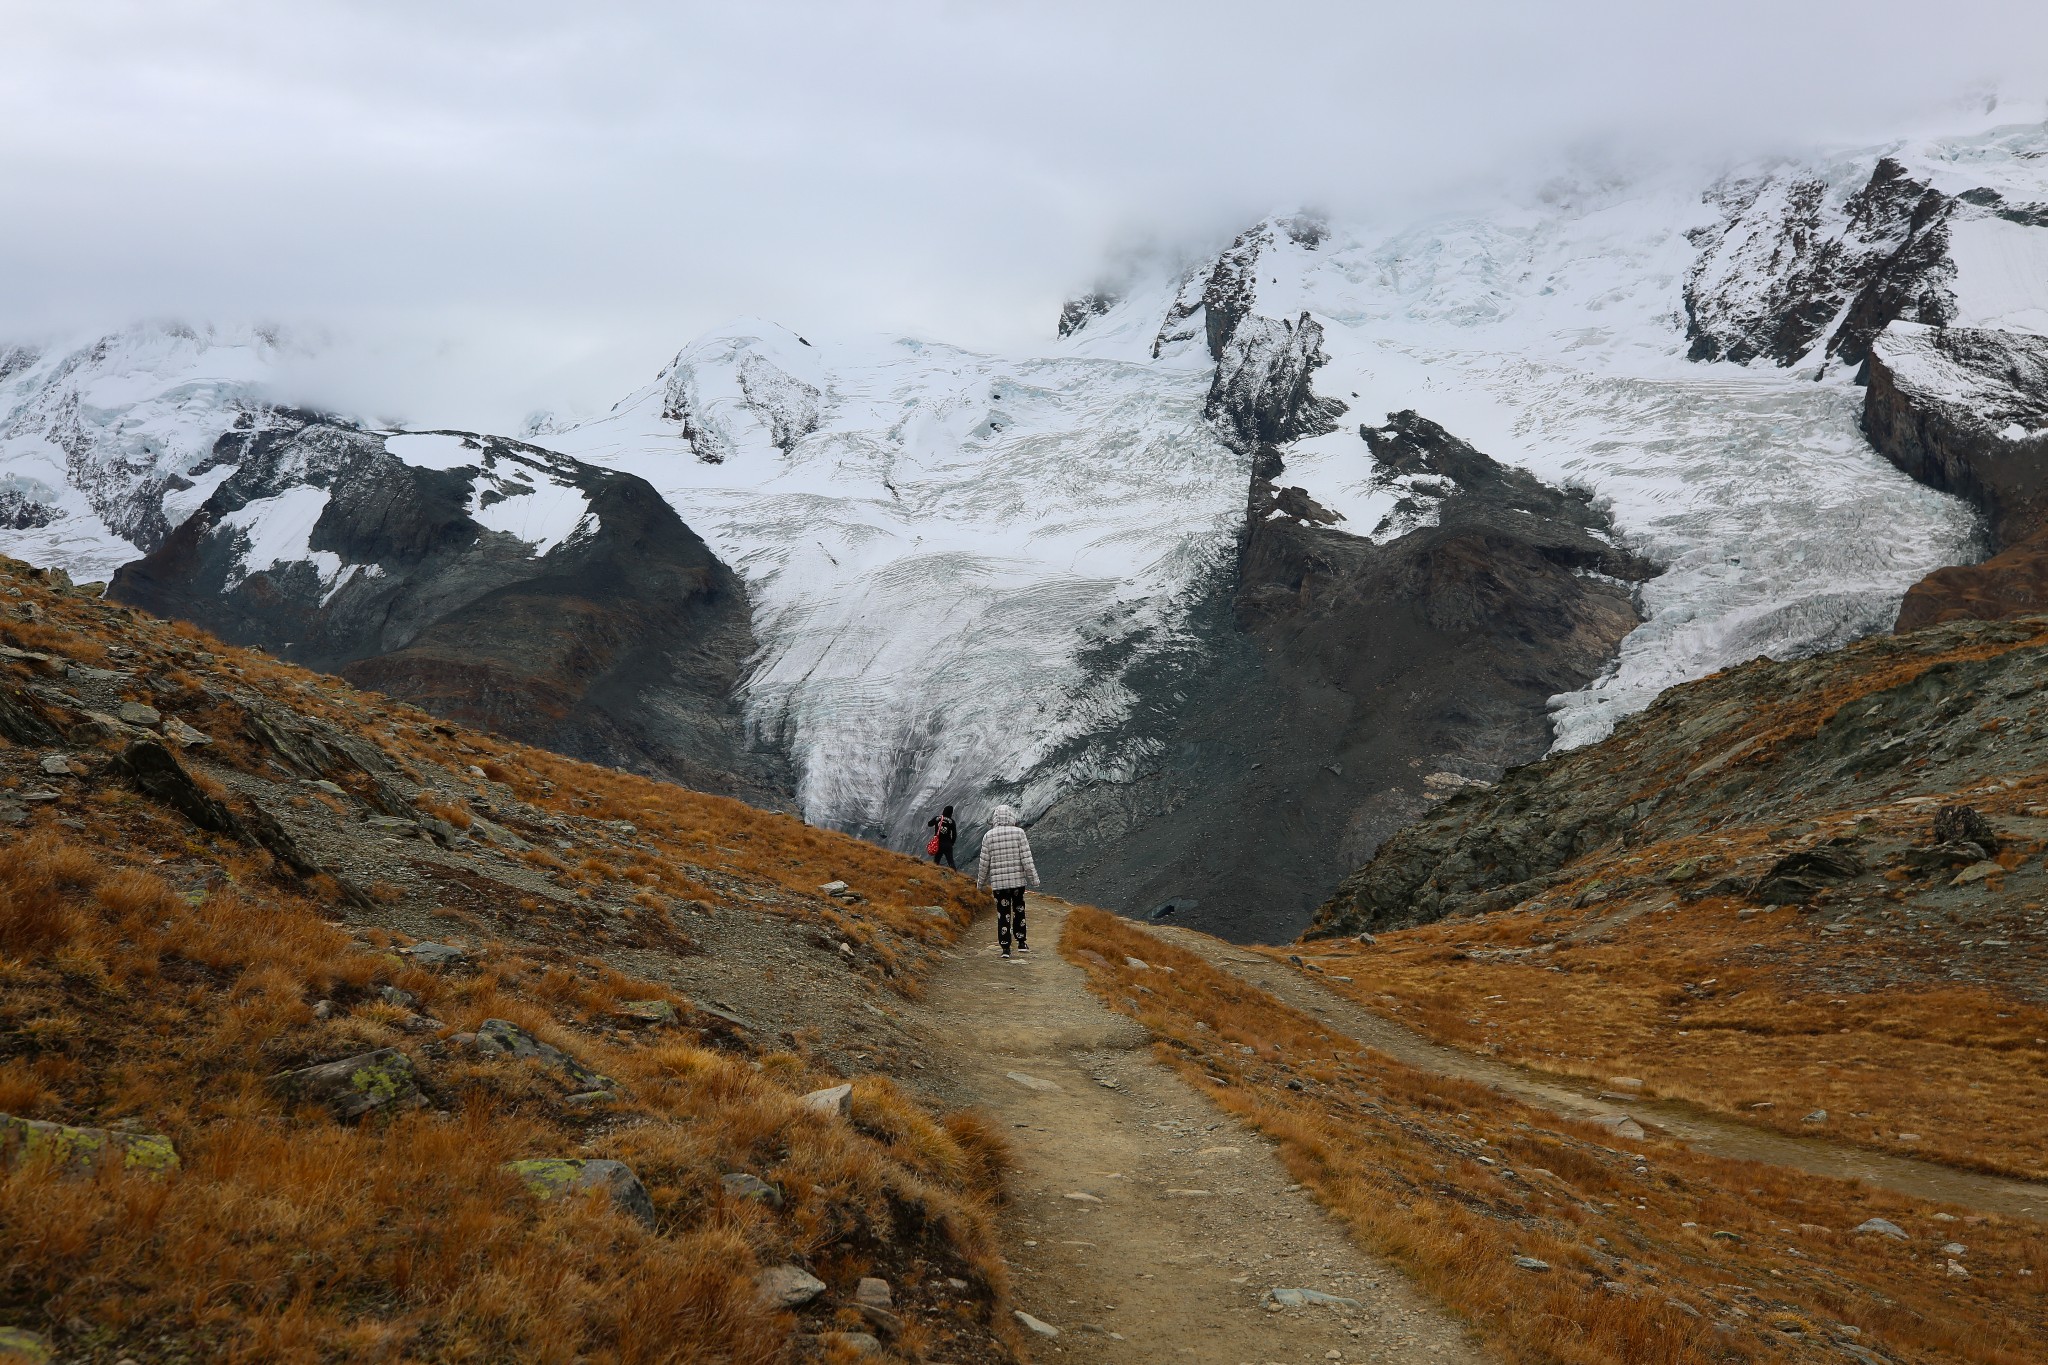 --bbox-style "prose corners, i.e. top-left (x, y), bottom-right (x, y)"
top-left (4, 111), bottom-right (2046, 936)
